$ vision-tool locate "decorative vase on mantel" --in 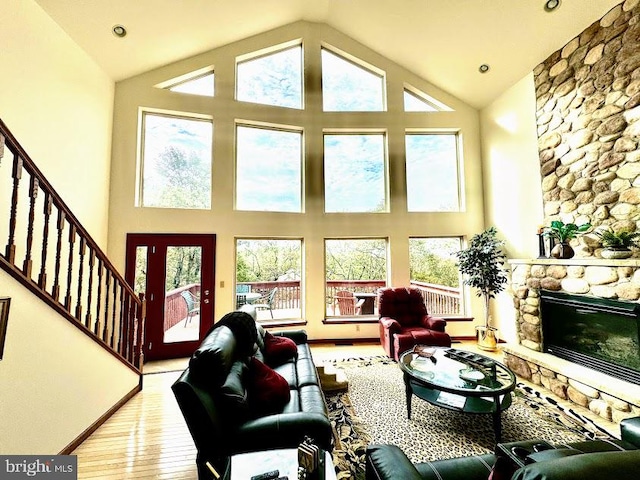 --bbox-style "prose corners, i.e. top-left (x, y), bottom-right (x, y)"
top-left (550, 241), bottom-right (574, 259)
top-left (601, 247), bottom-right (633, 259)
